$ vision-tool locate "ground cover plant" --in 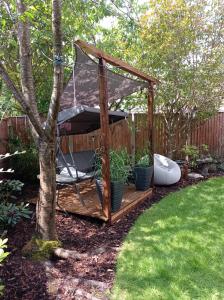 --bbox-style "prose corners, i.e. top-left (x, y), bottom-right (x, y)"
top-left (112, 177), bottom-right (224, 300)
top-left (8, 135), bottom-right (39, 183)
top-left (0, 202), bottom-right (32, 228)
top-left (0, 154), bottom-right (32, 229)
top-left (0, 238), bottom-right (9, 296)
top-left (0, 180), bottom-right (24, 202)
